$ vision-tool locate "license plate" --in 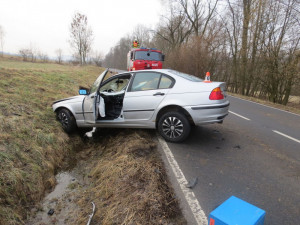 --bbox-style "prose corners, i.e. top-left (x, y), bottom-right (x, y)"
top-left (152, 63), bottom-right (158, 67)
